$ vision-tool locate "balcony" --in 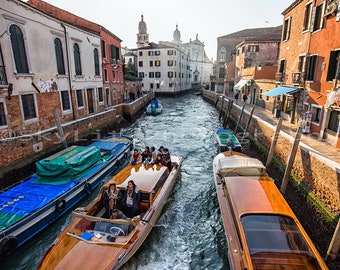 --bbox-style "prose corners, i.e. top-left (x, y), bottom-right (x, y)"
top-left (0, 65), bottom-right (8, 86)
top-left (292, 72), bottom-right (304, 85)
top-left (275, 72), bottom-right (286, 84)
